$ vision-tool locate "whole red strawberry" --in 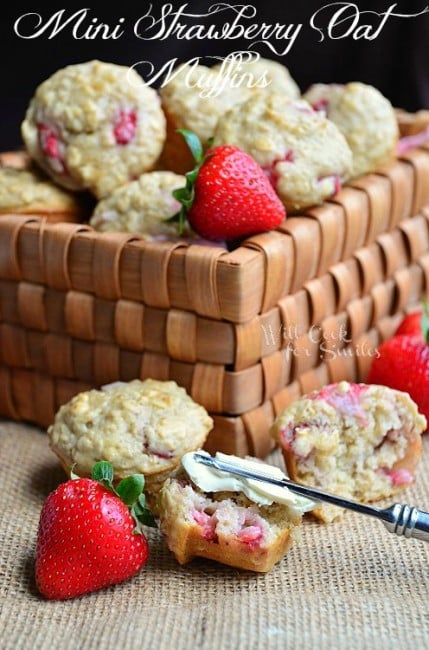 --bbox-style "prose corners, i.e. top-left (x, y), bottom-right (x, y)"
top-left (171, 130), bottom-right (286, 241)
top-left (395, 301), bottom-right (429, 339)
top-left (367, 307), bottom-right (429, 425)
top-left (395, 312), bottom-right (423, 338)
top-left (35, 462), bottom-right (155, 600)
